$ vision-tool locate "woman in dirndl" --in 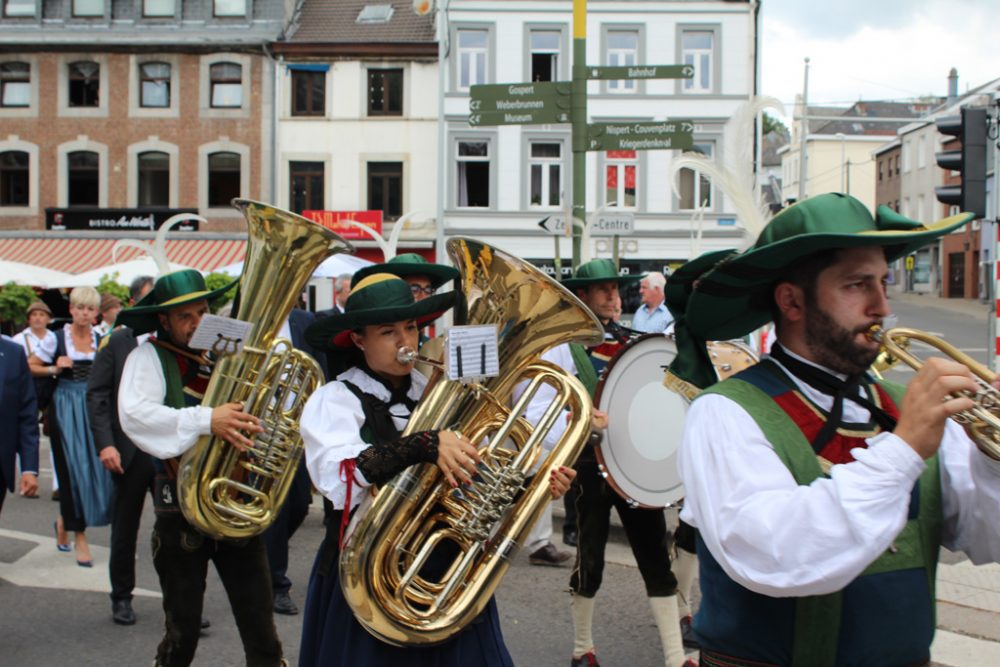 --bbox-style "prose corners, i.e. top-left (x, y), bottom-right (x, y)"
top-left (297, 272), bottom-right (574, 666)
top-left (28, 286), bottom-right (113, 566)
